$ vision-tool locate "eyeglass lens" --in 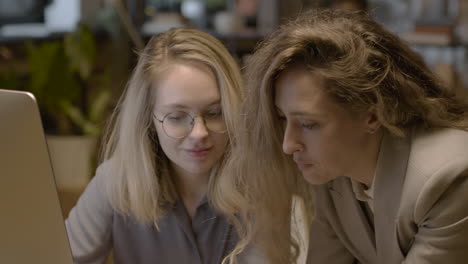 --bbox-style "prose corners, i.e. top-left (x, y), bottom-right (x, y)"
top-left (160, 111), bottom-right (226, 138)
